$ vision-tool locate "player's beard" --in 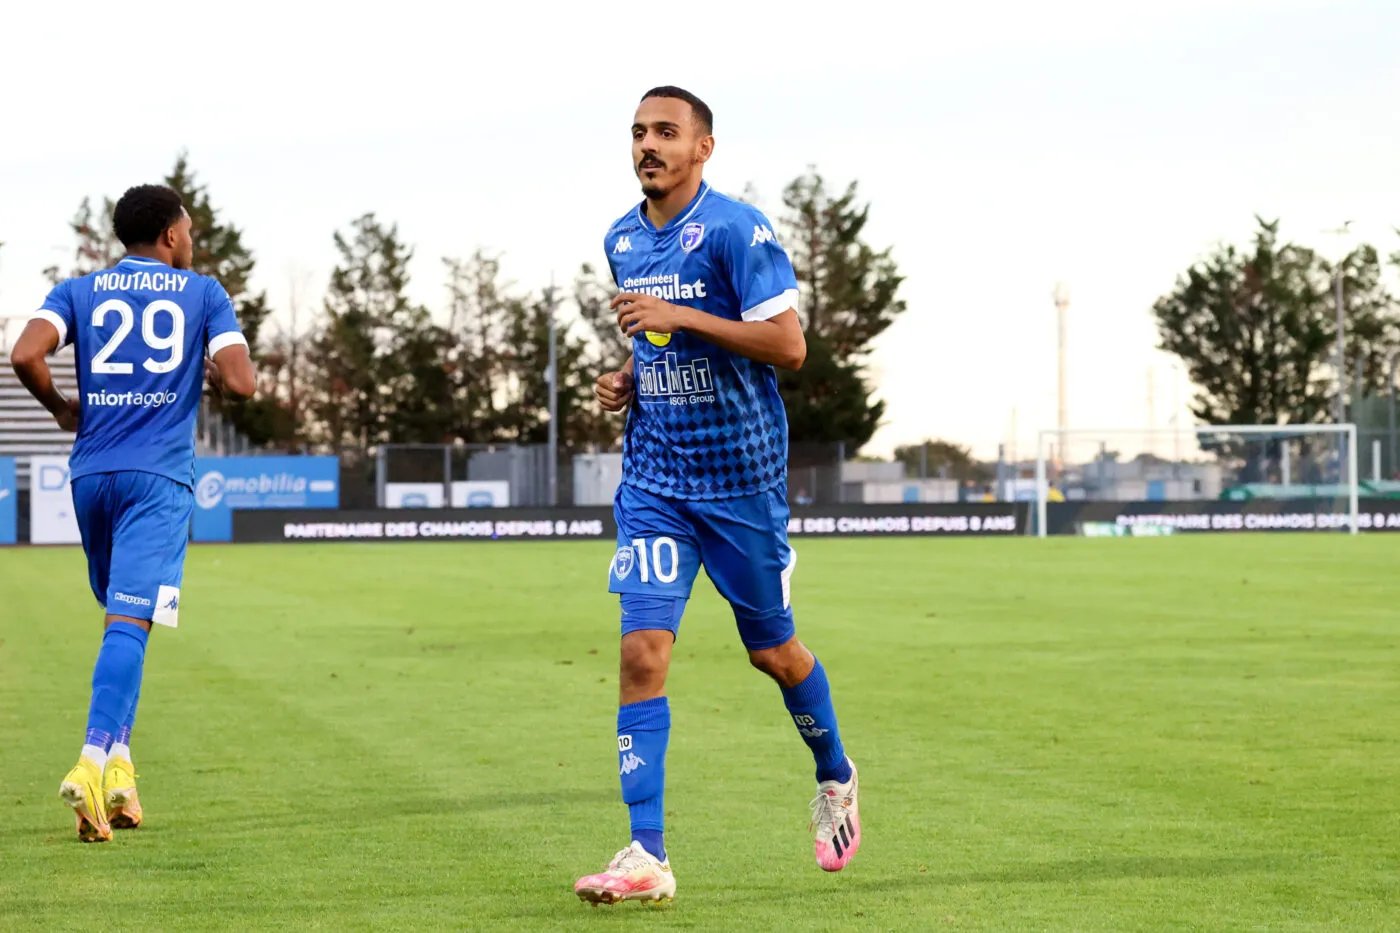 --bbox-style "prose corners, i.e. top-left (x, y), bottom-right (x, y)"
top-left (639, 159), bottom-right (704, 201)
top-left (637, 157), bottom-right (669, 199)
